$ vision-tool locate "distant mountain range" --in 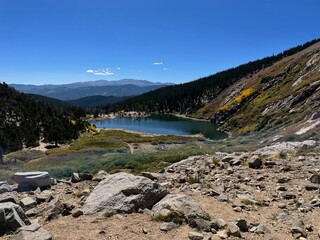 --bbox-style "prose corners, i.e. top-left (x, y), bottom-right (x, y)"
top-left (10, 79), bottom-right (172, 101)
